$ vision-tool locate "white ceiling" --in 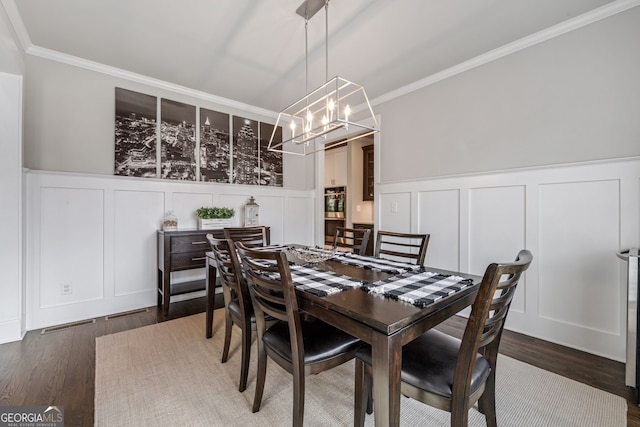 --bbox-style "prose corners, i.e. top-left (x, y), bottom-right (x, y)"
top-left (7, 0), bottom-right (620, 112)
